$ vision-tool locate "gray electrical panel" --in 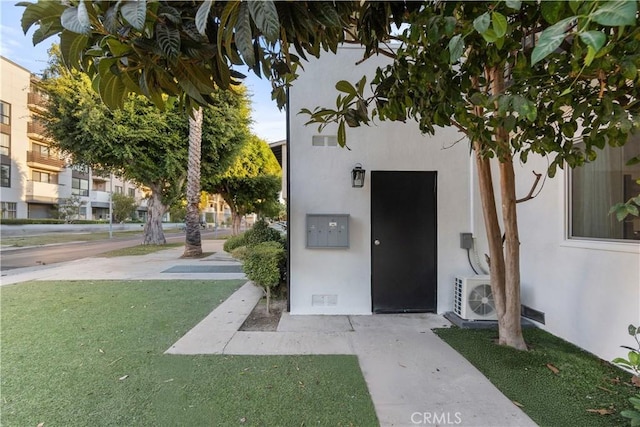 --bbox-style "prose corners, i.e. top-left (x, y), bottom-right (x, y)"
top-left (306, 214), bottom-right (349, 248)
